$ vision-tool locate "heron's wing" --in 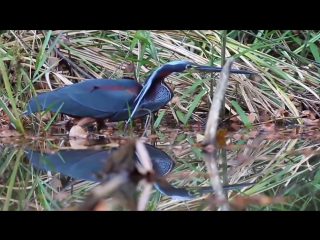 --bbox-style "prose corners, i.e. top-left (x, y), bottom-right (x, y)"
top-left (25, 79), bottom-right (142, 117)
top-left (26, 149), bottom-right (101, 170)
top-left (61, 151), bottom-right (112, 181)
top-left (26, 149), bottom-right (110, 181)
top-left (67, 79), bottom-right (141, 112)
